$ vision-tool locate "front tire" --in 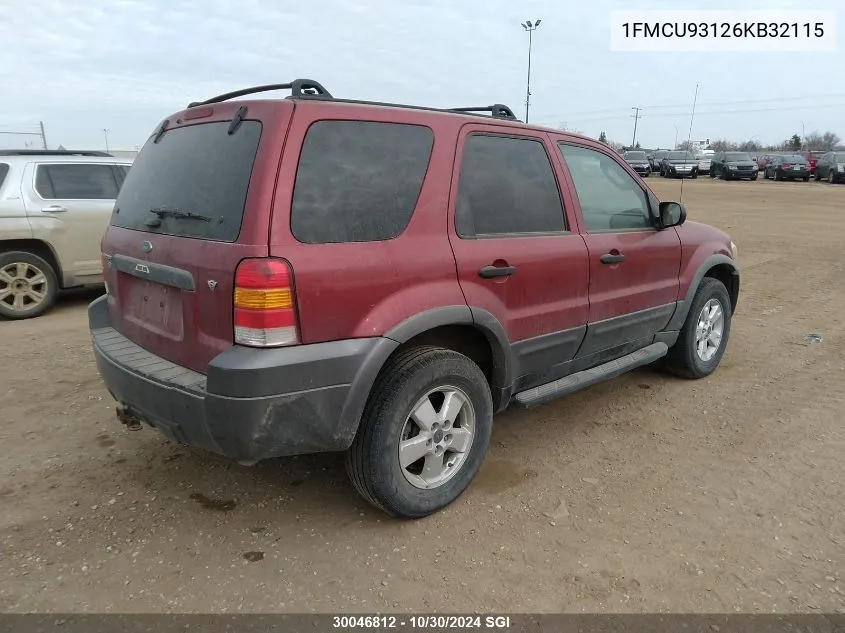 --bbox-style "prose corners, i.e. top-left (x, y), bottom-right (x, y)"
top-left (0, 251), bottom-right (59, 320)
top-left (346, 346), bottom-right (493, 518)
top-left (829, 170), bottom-right (836, 184)
top-left (664, 278), bottom-right (732, 379)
